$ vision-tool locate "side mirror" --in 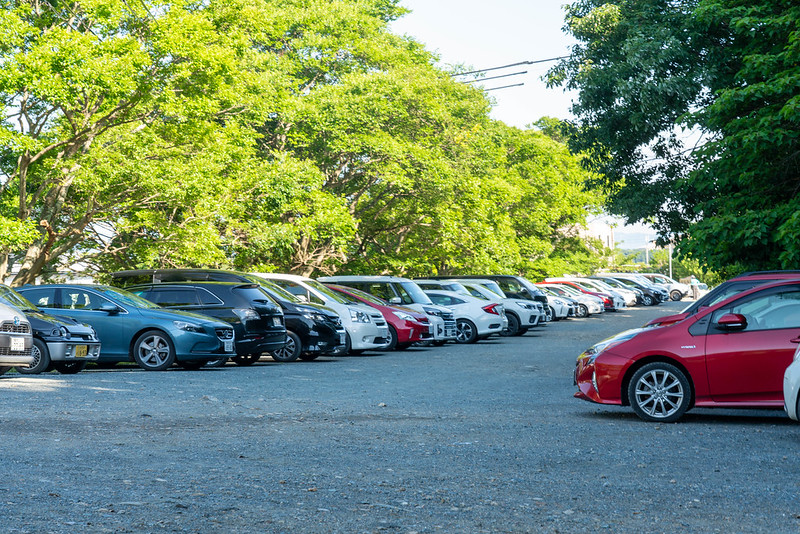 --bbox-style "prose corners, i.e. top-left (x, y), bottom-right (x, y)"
top-left (389, 297), bottom-right (401, 305)
top-left (717, 313), bottom-right (747, 330)
top-left (98, 303), bottom-right (121, 315)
